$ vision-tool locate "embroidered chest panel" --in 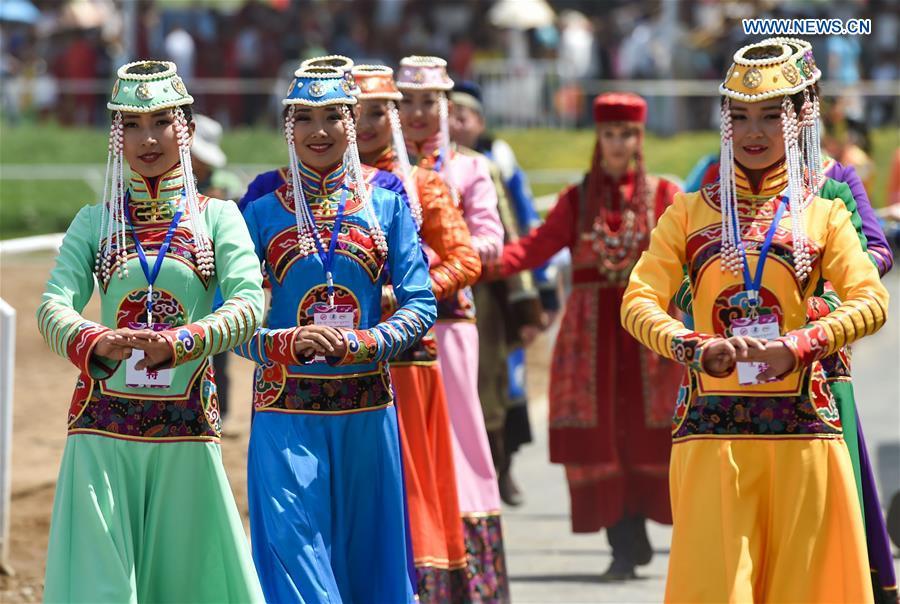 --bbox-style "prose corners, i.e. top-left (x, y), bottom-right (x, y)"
top-left (266, 186), bottom-right (386, 285)
top-left (117, 288), bottom-right (188, 327)
top-left (97, 224), bottom-right (214, 292)
top-left (685, 188), bottom-right (822, 335)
